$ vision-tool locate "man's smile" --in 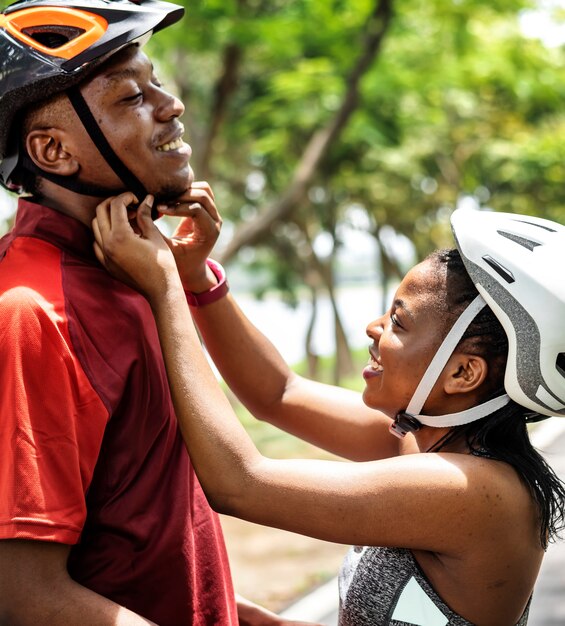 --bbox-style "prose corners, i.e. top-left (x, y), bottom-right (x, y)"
top-left (157, 136), bottom-right (185, 152)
